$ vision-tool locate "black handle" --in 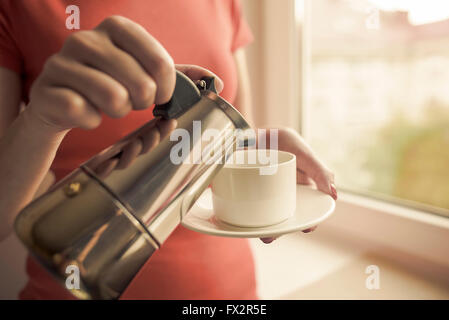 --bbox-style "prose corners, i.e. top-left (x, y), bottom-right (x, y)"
top-left (153, 70), bottom-right (219, 119)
